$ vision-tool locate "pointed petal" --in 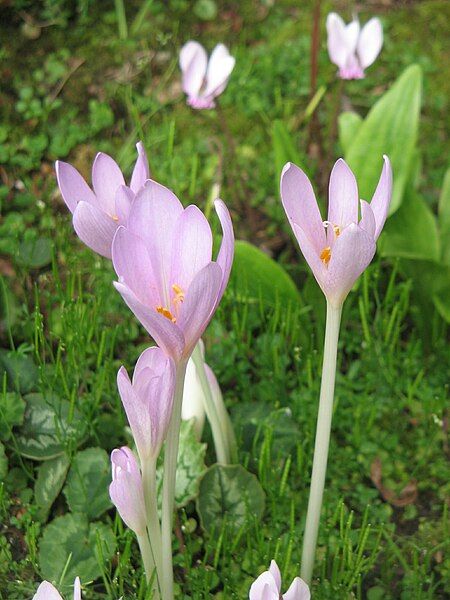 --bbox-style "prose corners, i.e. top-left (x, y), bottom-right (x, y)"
top-left (109, 449), bottom-right (146, 535)
top-left (214, 199), bottom-right (235, 303)
top-left (326, 12), bottom-right (352, 69)
top-left (55, 160), bottom-right (96, 213)
top-left (249, 572), bottom-right (279, 599)
top-left (117, 366), bottom-right (151, 460)
top-left (33, 581), bottom-right (63, 600)
top-left (73, 577), bottom-right (82, 600)
top-left (293, 223), bottom-right (327, 294)
top-left (357, 18), bottom-right (383, 69)
top-left (92, 152), bottom-right (125, 215)
top-left (345, 19), bottom-right (360, 54)
top-left (281, 162), bottom-right (326, 254)
top-left (134, 346), bottom-right (169, 381)
top-left (170, 205), bottom-right (213, 291)
top-left (112, 226), bottom-right (159, 307)
top-left (73, 201), bottom-right (117, 258)
top-left (269, 560), bottom-right (282, 591)
top-left (203, 43), bottom-right (235, 99)
top-left (359, 200), bottom-right (376, 239)
top-left (180, 41), bottom-right (208, 97)
top-left (327, 159), bottom-right (359, 229)
top-left (282, 577), bottom-right (310, 600)
top-left (114, 185), bottom-right (134, 223)
top-left (177, 262), bottom-right (222, 357)
top-left (130, 141), bottom-right (150, 193)
top-left (325, 223), bottom-right (376, 306)
top-left (370, 155), bottom-right (393, 240)
top-left (114, 281), bottom-right (185, 360)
